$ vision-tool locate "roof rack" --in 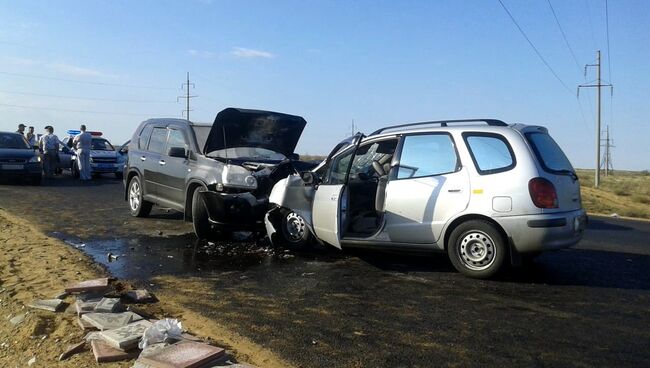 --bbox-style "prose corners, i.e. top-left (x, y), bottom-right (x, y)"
top-left (369, 119), bottom-right (508, 136)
